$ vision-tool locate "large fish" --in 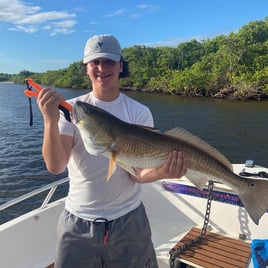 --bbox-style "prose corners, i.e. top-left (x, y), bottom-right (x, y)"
top-left (73, 101), bottom-right (268, 225)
